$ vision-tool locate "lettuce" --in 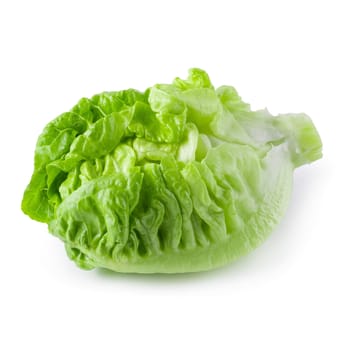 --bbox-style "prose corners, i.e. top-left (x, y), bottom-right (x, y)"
top-left (22, 69), bottom-right (322, 273)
